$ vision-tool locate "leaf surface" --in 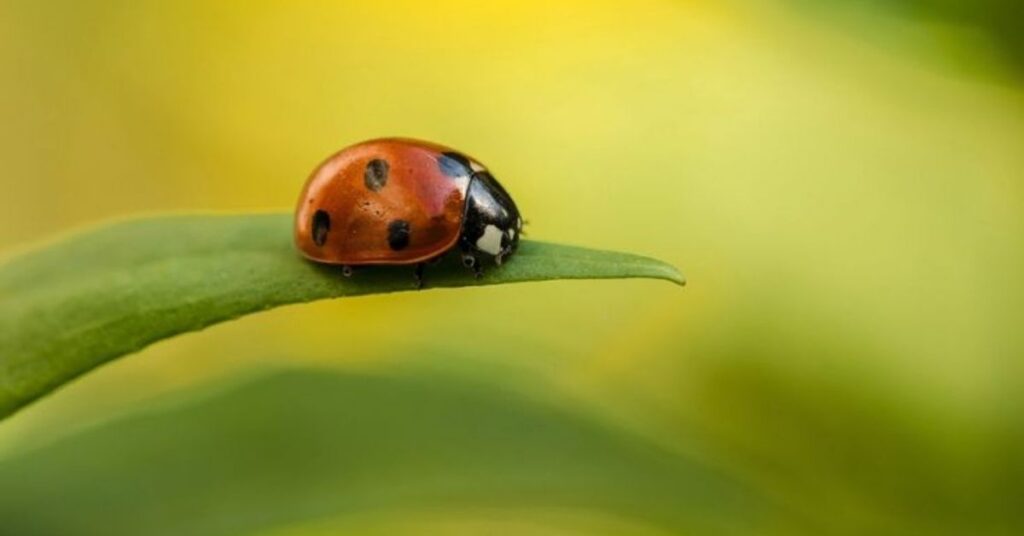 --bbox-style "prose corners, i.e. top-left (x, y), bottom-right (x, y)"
top-left (0, 213), bottom-right (683, 418)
